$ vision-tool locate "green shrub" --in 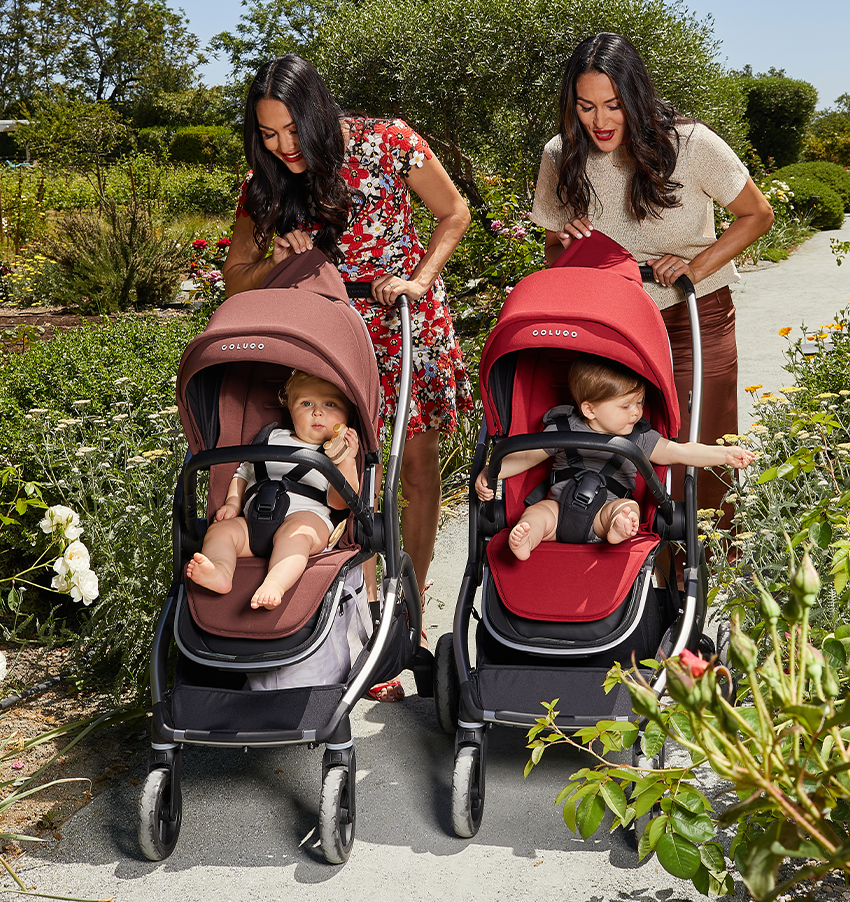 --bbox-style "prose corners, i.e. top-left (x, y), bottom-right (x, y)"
top-left (781, 175), bottom-right (845, 230)
top-left (169, 126), bottom-right (241, 168)
top-left (805, 95), bottom-right (850, 167)
top-left (137, 127), bottom-right (175, 161)
top-left (773, 161), bottom-right (850, 212)
top-left (738, 75), bottom-right (818, 168)
top-left (0, 167), bottom-right (49, 249)
top-left (0, 315), bottom-right (204, 694)
top-left (44, 201), bottom-right (192, 314)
